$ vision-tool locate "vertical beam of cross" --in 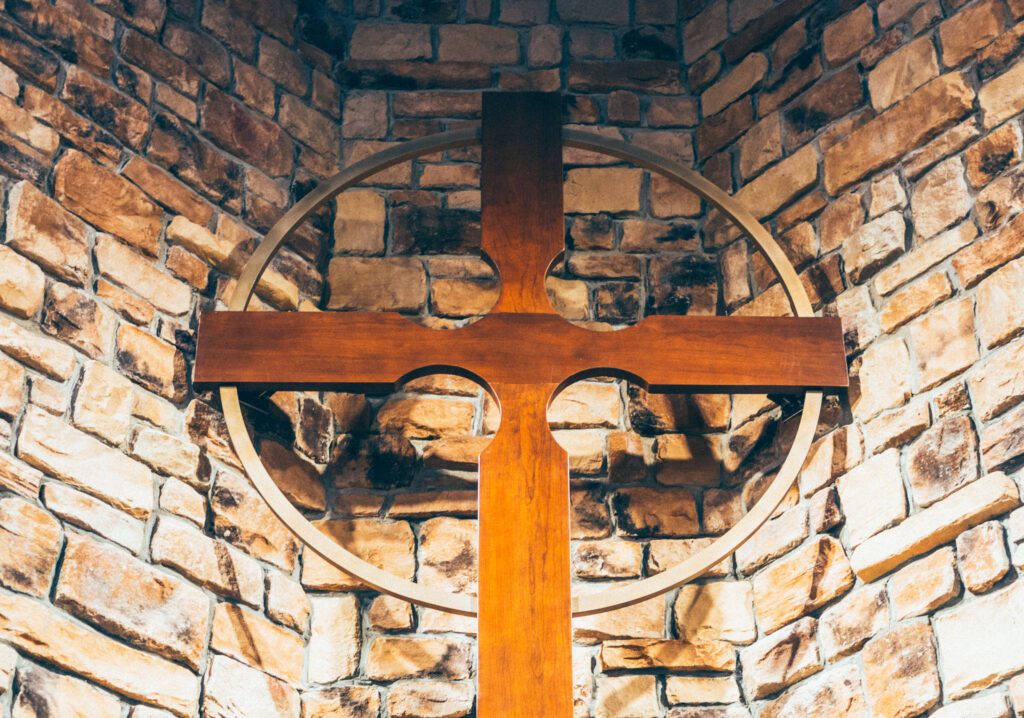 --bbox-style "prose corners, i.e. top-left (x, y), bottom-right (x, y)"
top-left (476, 93), bottom-right (574, 716)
